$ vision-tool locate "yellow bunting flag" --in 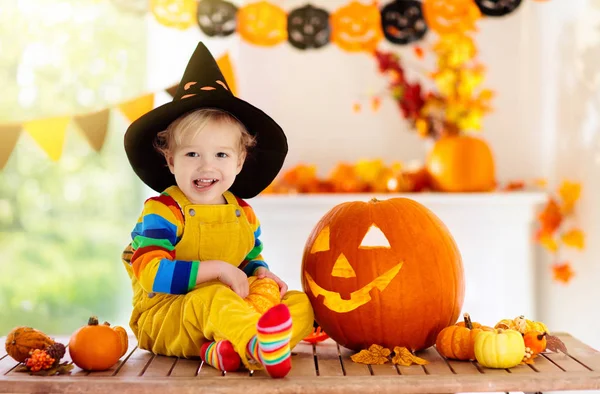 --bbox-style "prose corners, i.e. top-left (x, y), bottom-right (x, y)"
top-left (118, 94), bottom-right (155, 123)
top-left (0, 124), bottom-right (22, 169)
top-left (23, 116), bottom-right (70, 161)
top-left (217, 52), bottom-right (238, 96)
top-left (73, 109), bottom-right (110, 152)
